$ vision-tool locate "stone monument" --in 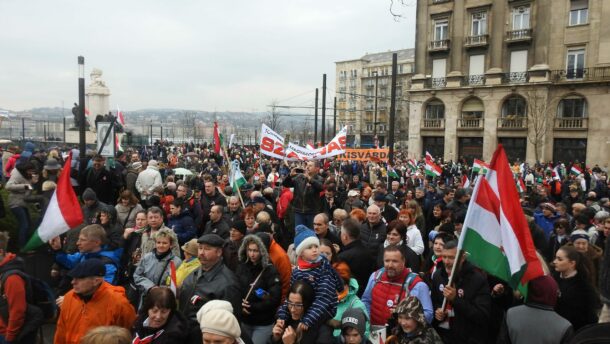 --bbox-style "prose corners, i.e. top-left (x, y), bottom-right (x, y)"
top-left (86, 68), bottom-right (111, 132)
